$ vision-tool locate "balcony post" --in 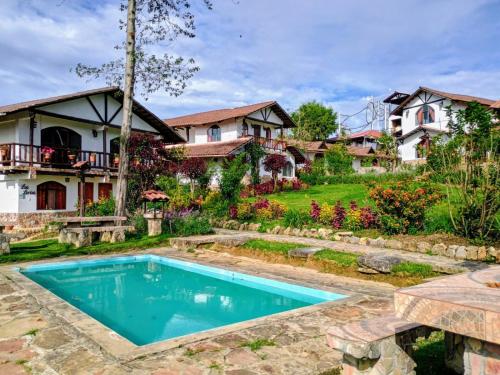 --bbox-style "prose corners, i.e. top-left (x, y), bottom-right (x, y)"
top-left (29, 113), bottom-right (36, 167)
top-left (102, 126), bottom-right (108, 170)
